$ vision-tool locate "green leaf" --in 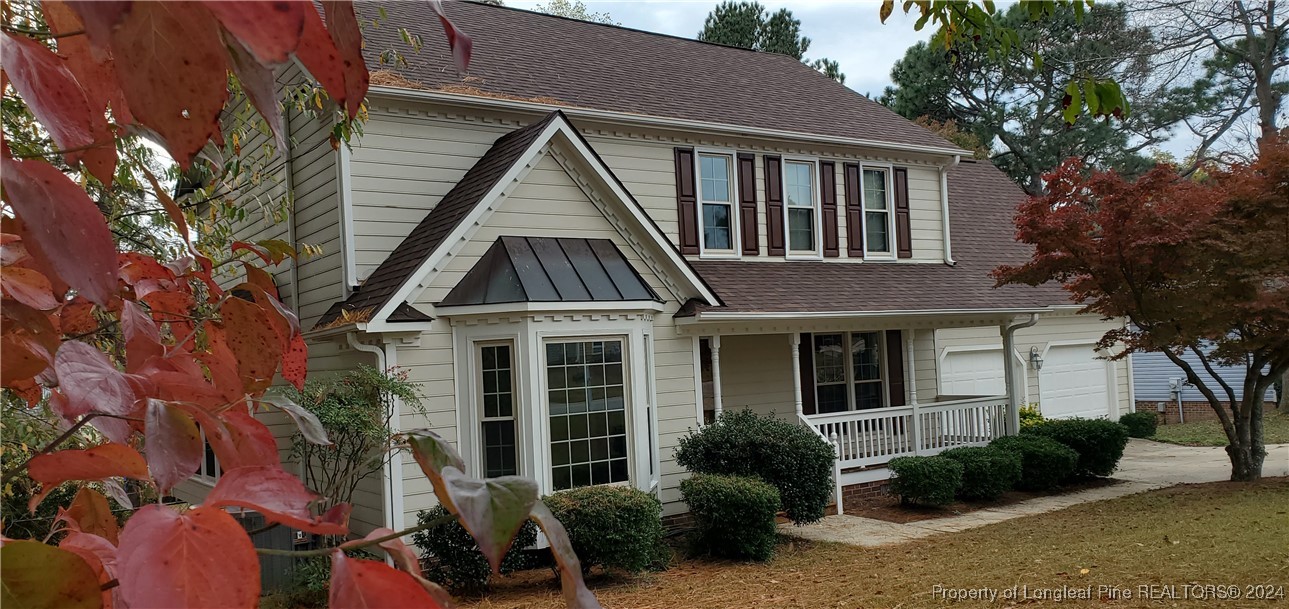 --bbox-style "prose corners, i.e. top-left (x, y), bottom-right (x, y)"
top-left (1084, 80), bottom-right (1101, 116)
top-left (530, 501), bottom-right (605, 609)
top-left (879, 0), bottom-right (894, 23)
top-left (1032, 51), bottom-right (1044, 72)
top-left (1062, 80), bottom-right (1082, 124)
top-left (1, 540), bottom-right (103, 609)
